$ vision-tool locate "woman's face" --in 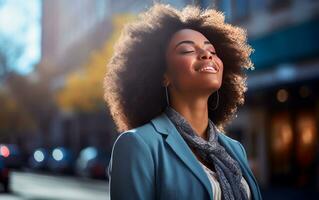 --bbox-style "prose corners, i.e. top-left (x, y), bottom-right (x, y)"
top-left (164, 29), bottom-right (223, 96)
